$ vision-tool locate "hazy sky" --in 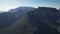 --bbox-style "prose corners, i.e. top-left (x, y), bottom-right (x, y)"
top-left (0, 0), bottom-right (60, 11)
